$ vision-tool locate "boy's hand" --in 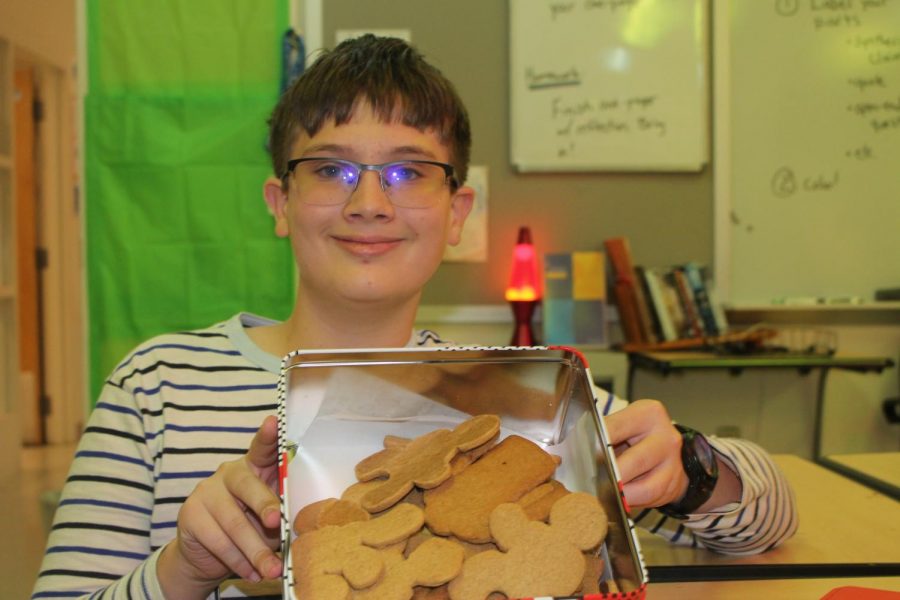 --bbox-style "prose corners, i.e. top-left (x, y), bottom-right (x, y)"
top-left (604, 400), bottom-right (689, 510)
top-left (158, 415), bottom-right (282, 599)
